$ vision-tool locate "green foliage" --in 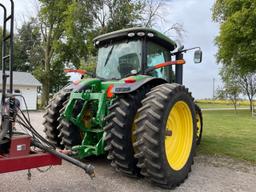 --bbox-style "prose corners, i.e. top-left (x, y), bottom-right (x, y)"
top-left (216, 85), bottom-right (240, 109)
top-left (213, 0), bottom-right (256, 111)
top-left (217, 73), bottom-right (241, 110)
top-left (80, 55), bottom-right (97, 73)
top-left (0, 26), bottom-right (38, 72)
top-left (239, 72), bottom-right (256, 111)
top-left (37, 0), bottom-right (94, 105)
top-left (14, 18), bottom-right (42, 72)
top-left (213, 0), bottom-right (256, 73)
top-left (91, 0), bottom-right (144, 34)
top-left (53, 1), bottom-right (94, 68)
top-left (218, 64), bottom-right (256, 111)
top-left (217, 65), bottom-right (242, 110)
